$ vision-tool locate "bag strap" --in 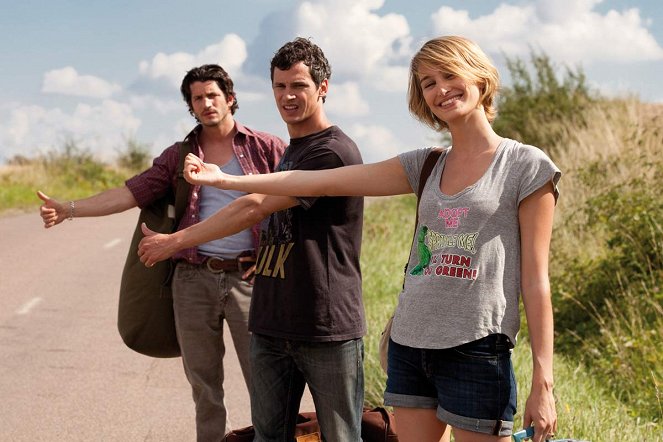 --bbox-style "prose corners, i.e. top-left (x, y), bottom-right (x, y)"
top-left (415, 148), bottom-right (443, 222)
top-left (173, 140), bottom-right (193, 227)
top-left (364, 406), bottom-right (397, 438)
top-left (403, 148), bottom-right (443, 282)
